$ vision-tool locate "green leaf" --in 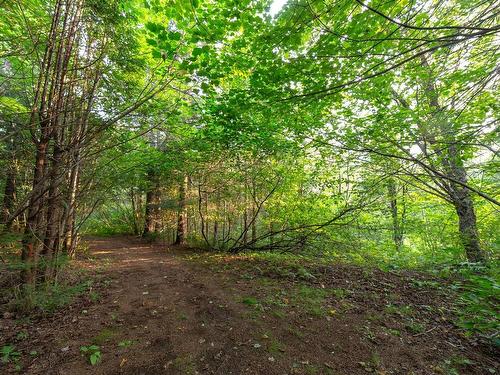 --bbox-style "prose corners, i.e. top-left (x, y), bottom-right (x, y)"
top-left (90, 352), bottom-right (101, 365)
